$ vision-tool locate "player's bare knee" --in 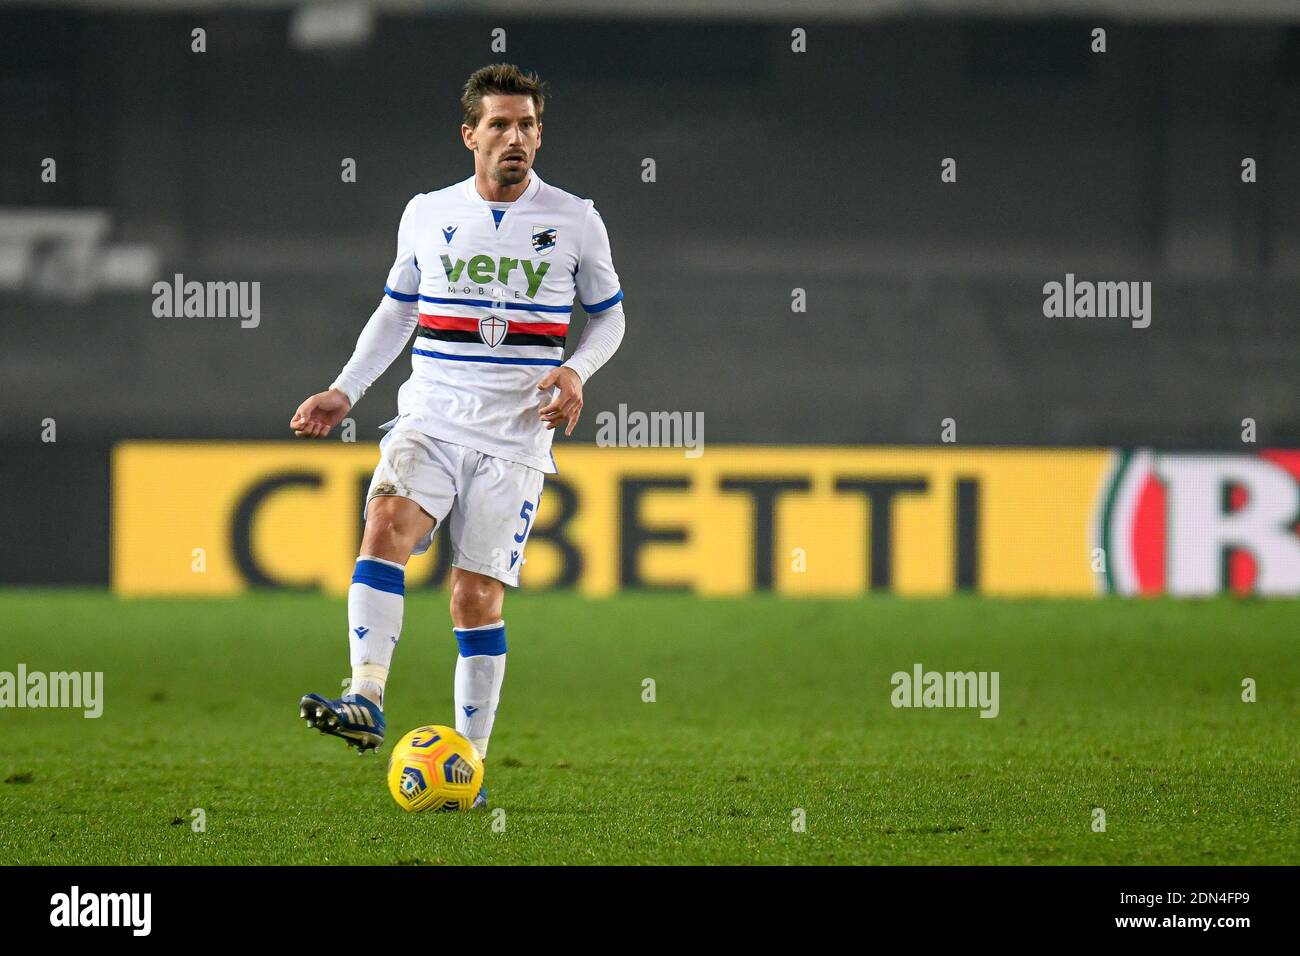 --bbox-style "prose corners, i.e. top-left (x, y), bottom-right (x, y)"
top-left (450, 574), bottom-right (503, 628)
top-left (362, 497), bottom-right (427, 561)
